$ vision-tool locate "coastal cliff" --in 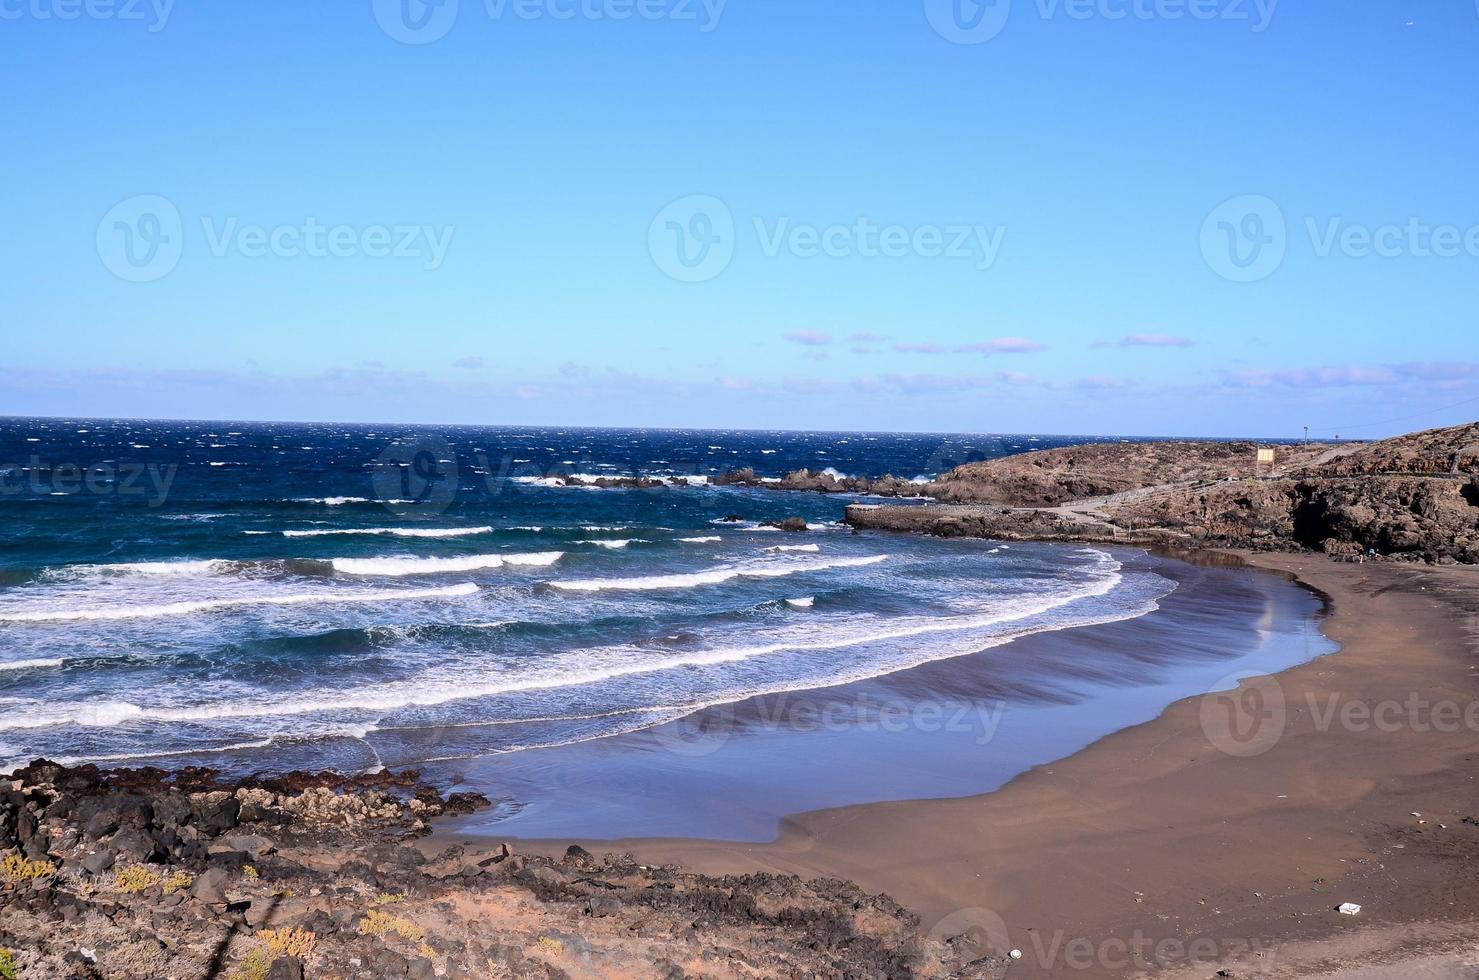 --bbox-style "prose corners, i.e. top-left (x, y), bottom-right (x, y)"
top-left (833, 423), bottom-right (1479, 564)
